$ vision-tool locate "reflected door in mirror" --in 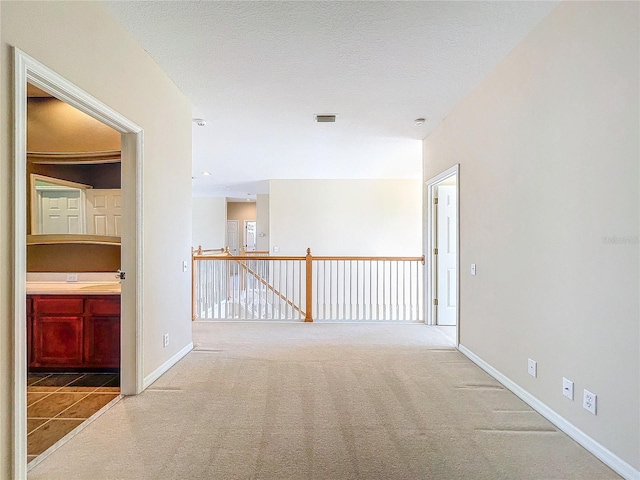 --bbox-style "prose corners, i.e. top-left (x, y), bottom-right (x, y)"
top-left (86, 189), bottom-right (122, 236)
